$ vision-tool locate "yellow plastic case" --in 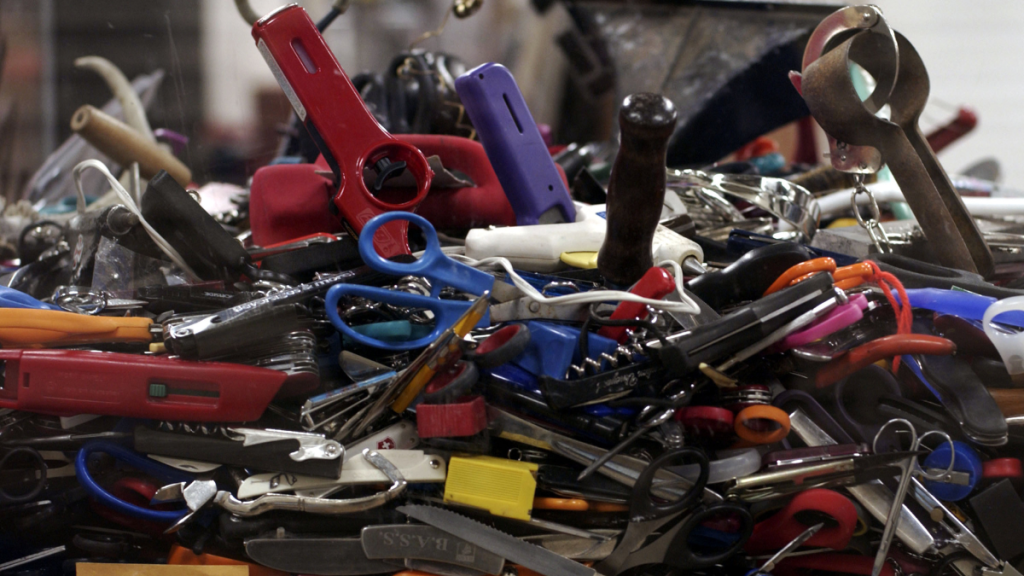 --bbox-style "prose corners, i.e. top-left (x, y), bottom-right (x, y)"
top-left (443, 455), bottom-right (538, 520)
